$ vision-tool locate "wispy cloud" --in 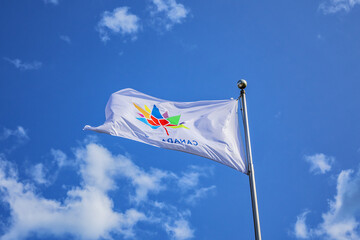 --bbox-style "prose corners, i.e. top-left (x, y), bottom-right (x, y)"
top-left (0, 140), bottom-right (211, 239)
top-left (0, 144), bottom-right (149, 239)
top-left (320, 0), bottom-right (360, 14)
top-left (304, 153), bottom-right (334, 175)
top-left (27, 149), bottom-right (73, 186)
top-left (59, 35), bottom-right (71, 44)
top-left (3, 58), bottom-right (42, 71)
top-left (294, 210), bottom-right (310, 239)
top-left (185, 185), bottom-right (216, 205)
top-left (178, 168), bottom-right (203, 190)
top-left (294, 168), bottom-right (360, 240)
top-left (0, 126), bottom-right (29, 142)
top-left (177, 165), bottom-right (213, 191)
top-left (77, 143), bottom-right (170, 203)
top-left (149, 0), bottom-right (189, 30)
top-left (51, 148), bottom-right (72, 168)
top-left (29, 163), bottom-right (49, 185)
top-left (43, 0), bottom-right (58, 5)
top-left (176, 166), bottom-right (216, 205)
top-left (0, 126), bottom-right (29, 153)
top-left (165, 219), bottom-right (194, 240)
top-left (97, 7), bottom-right (140, 42)
top-left (318, 169), bottom-right (360, 239)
